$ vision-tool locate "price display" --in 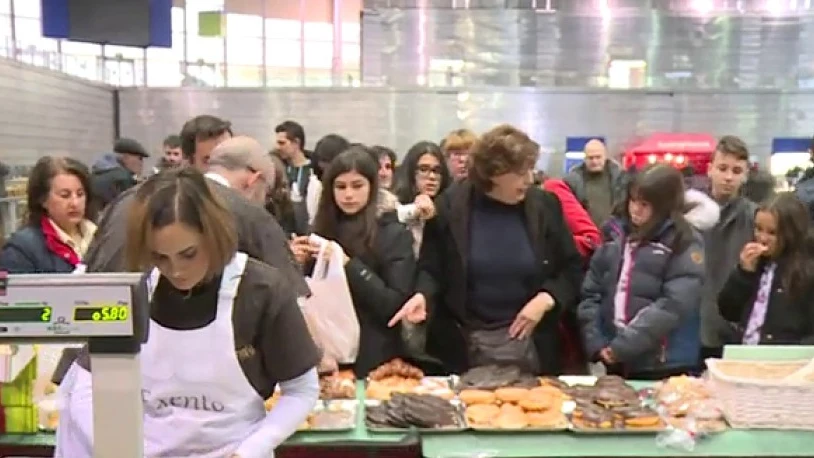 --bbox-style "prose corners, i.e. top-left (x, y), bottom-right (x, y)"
top-left (0, 305), bottom-right (52, 323)
top-left (73, 305), bottom-right (130, 322)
